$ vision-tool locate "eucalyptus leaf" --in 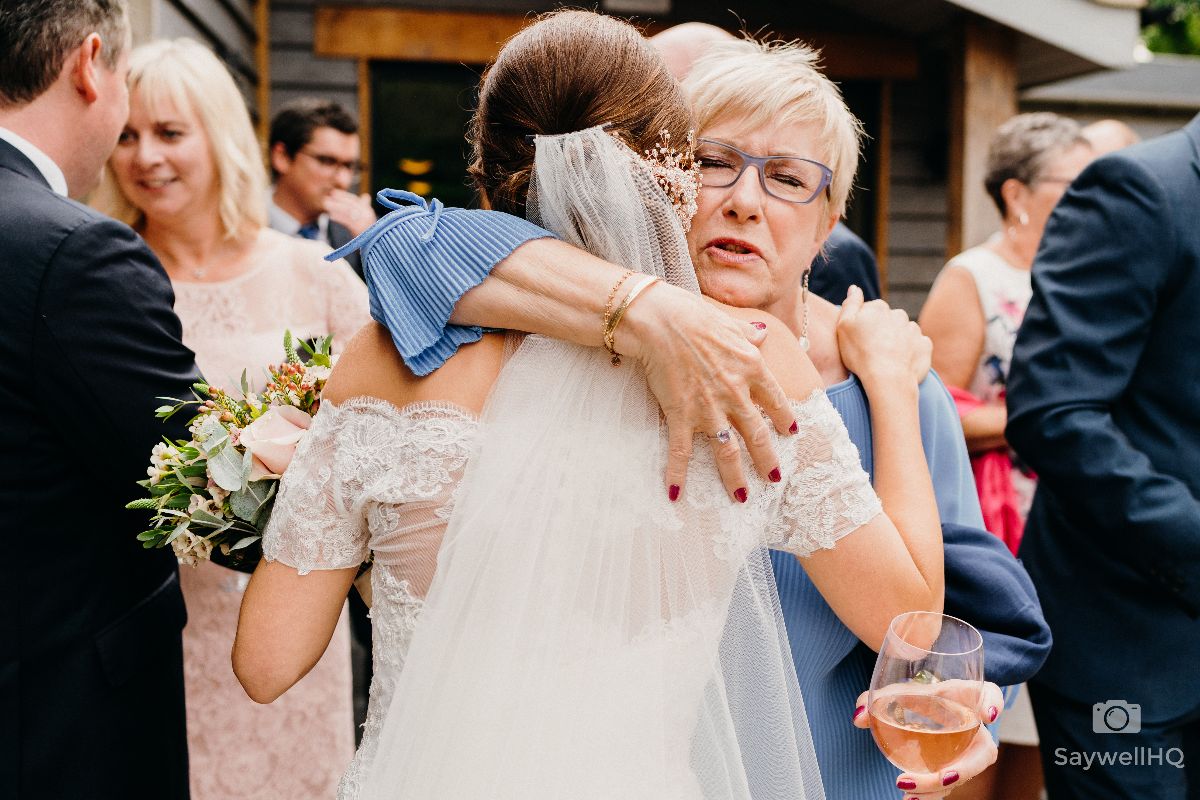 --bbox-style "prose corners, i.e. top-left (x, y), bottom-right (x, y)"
top-left (231, 479), bottom-right (276, 524)
top-left (194, 415), bottom-right (228, 455)
top-left (240, 448), bottom-right (254, 485)
top-left (189, 509), bottom-right (226, 528)
top-left (207, 443), bottom-right (245, 492)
